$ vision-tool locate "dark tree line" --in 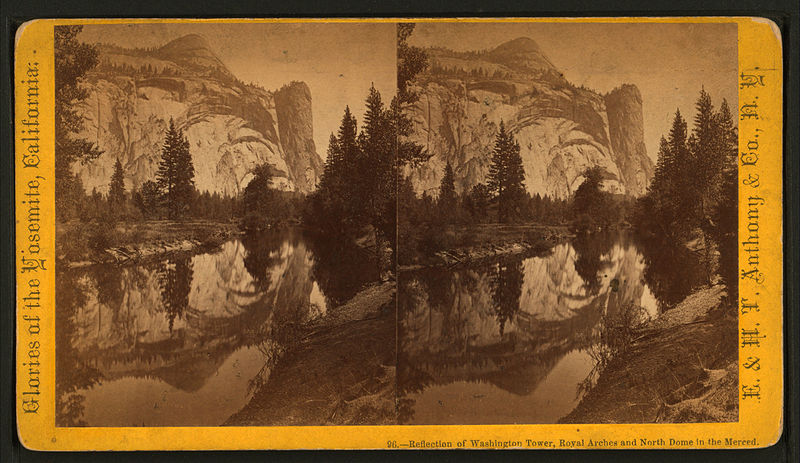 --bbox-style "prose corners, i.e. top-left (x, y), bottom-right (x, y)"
top-left (304, 86), bottom-right (405, 269)
top-left (305, 24), bottom-right (432, 271)
top-left (634, 89), bottom-right (738, 301)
